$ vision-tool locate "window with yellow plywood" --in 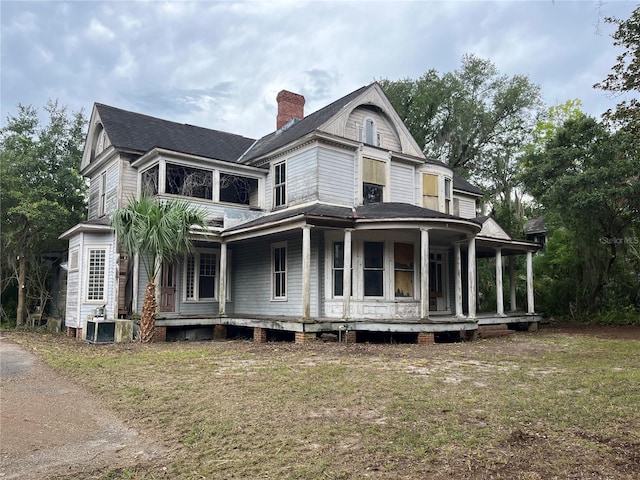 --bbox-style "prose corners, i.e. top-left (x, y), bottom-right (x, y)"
top-left (422, 174), bottom-right (439, 211)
